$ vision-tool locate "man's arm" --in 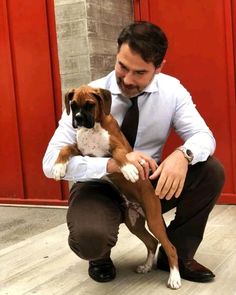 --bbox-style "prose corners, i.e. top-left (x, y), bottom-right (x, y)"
top-left (42, 110), bottom-right (109, 181)
top-left (150, 82), bottom-right (216, 199)
top-left (173, 84), bottom-right (216, 163)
